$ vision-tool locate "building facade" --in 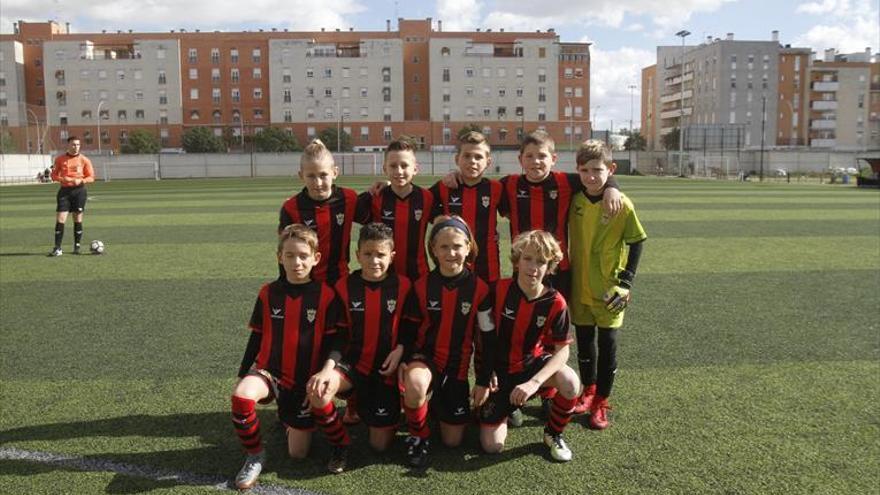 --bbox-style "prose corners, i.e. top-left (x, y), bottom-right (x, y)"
top-left (0, 18), bottom-right (590, 153)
